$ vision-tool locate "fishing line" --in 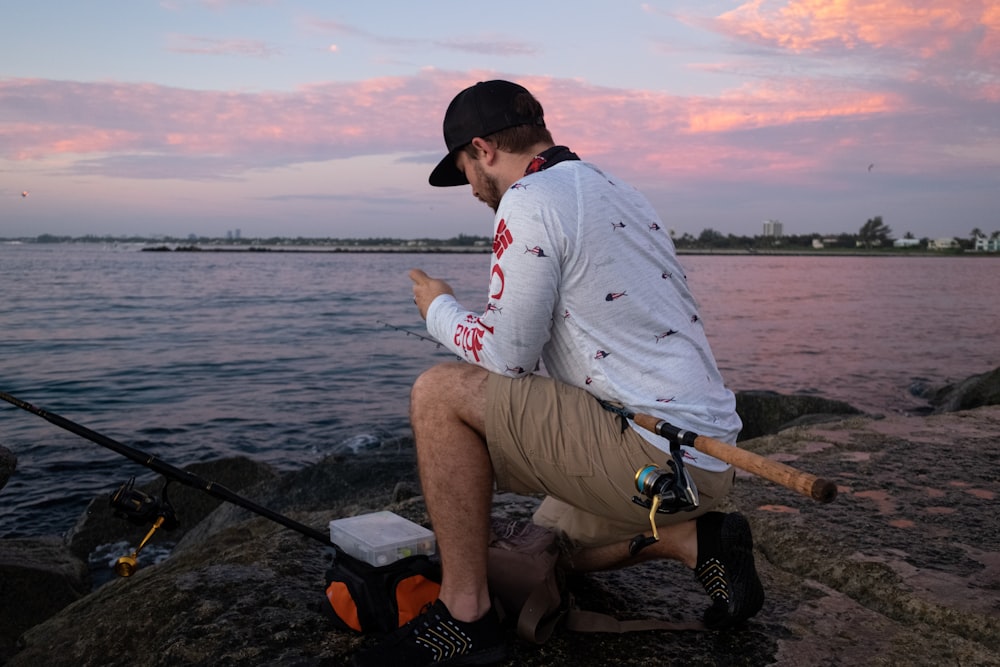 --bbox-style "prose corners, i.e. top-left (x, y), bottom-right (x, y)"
top-left (376, 320), bottom-right (460, 358)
